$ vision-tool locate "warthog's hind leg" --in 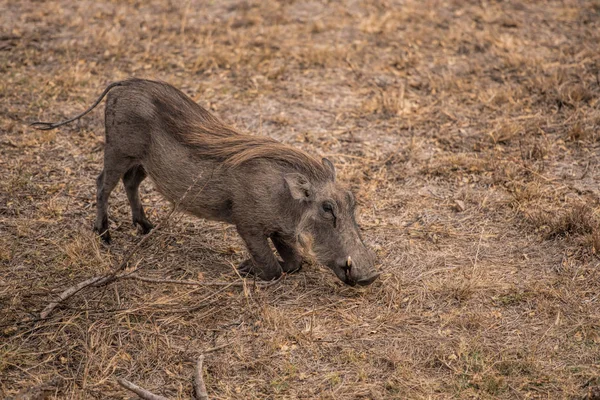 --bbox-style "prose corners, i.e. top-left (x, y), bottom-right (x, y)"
top-left (122, 165), bottom-right (154, 234)
top-left (94, 147), bottom-right (136, 243)
top-left (94, 168), bottom-right (122, 243)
